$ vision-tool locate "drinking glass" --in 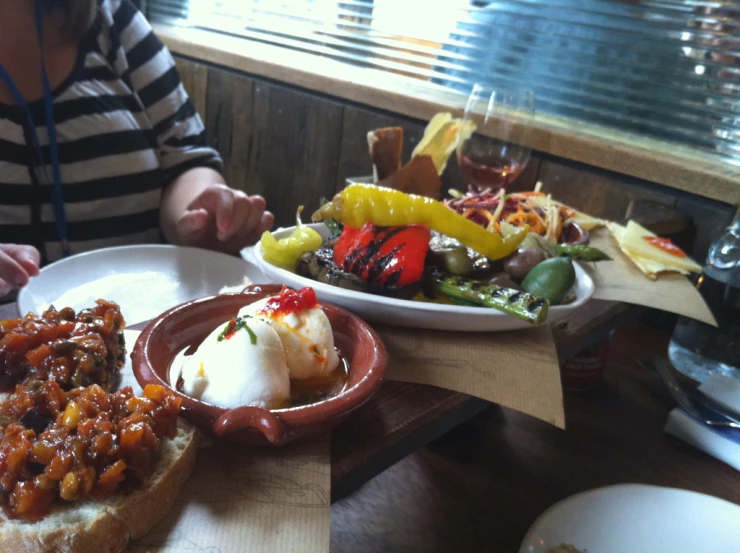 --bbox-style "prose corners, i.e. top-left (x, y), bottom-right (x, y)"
top-left (669, 205), bottom-right (740, 382)
top-left (456, 84), bottom-right (535, 191)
